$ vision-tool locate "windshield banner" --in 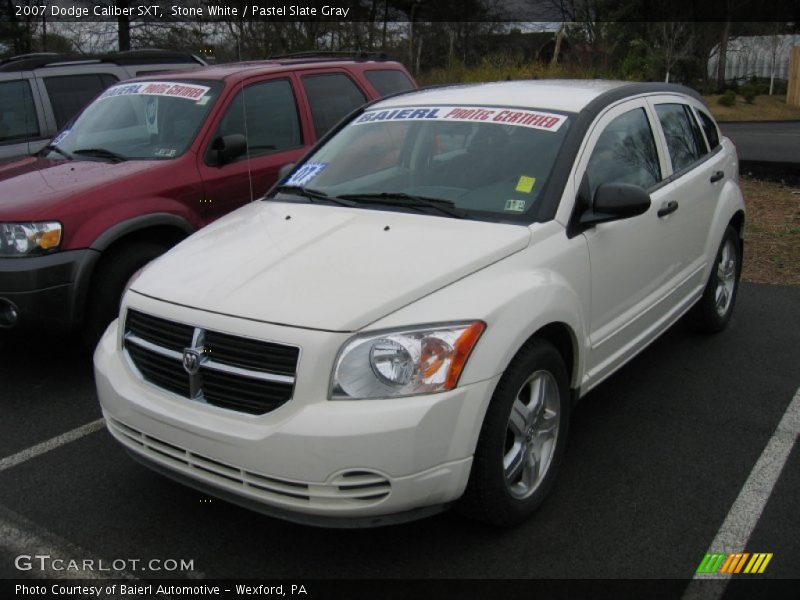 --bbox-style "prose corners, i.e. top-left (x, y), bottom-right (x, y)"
top-left (98, 81), bottom-right (211, 102)
top-left (354, 105), bottom-right (567, 132)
